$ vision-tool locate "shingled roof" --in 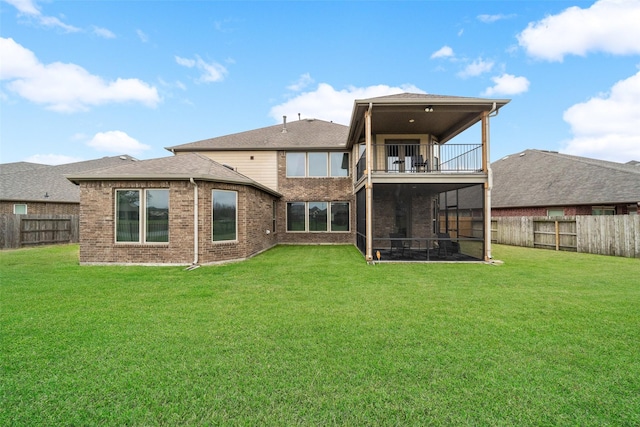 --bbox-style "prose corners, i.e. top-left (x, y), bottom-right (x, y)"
top-left (166, 118), bottom-right (348, 152)
top-left (1, 155), bottom-right (137, 203)
top-left (491, 149), bottom-right (640, 208)
top-left (66, 153), bottom-right (281, 197)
